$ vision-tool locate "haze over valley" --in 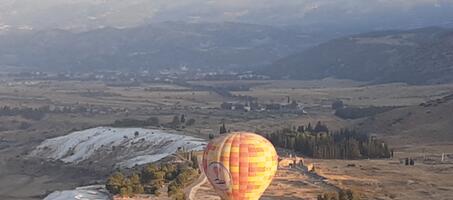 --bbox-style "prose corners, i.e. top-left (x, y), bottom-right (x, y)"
top-left (0, 1), bottom-right (452, 200)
